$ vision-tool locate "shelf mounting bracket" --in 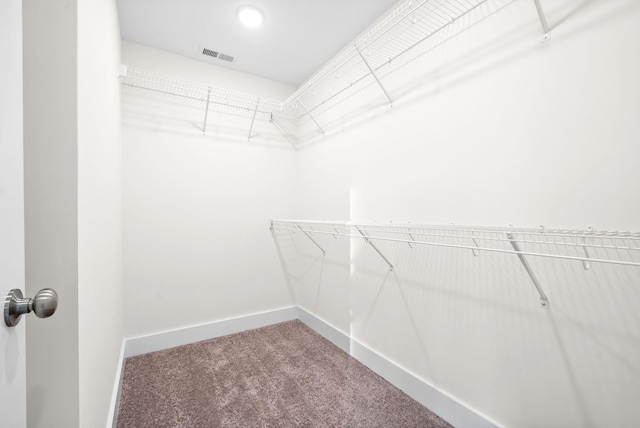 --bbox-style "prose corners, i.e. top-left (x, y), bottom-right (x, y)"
top-left (407, 227), bottom-right (416, 249)
top-left (532, 0), bottom-right (551, 40)
top-left (357, 47), bottom-right (393, 105)
top-left (202, 87), bottom-right (211, 135)
top-left (471, 232), bottom-right (480, 257)
top-left (296, 223), bottom-right (325, 255)
top-left (248, 99), bottom-right (259, 141)
top-left (507, 233), bottom-right (549, 308)
top-left (270, 114), bottom-right (298, 148)
top-left (355, 226), bottom-right (394, 271)
top-left (299, 101), bottom-right (325, 136)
